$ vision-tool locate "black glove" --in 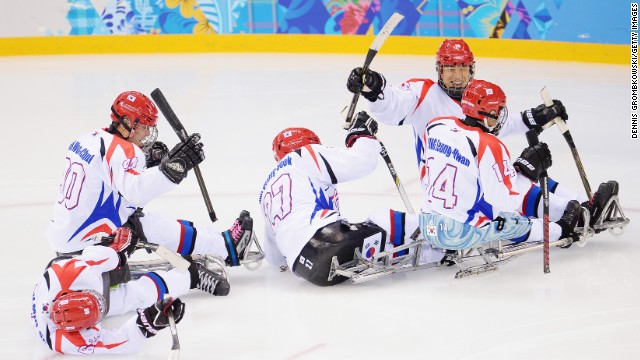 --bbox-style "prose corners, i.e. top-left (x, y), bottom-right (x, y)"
top-left (145, 141), bottom-right (169, 168)
top-left (345, 111), bottom-right (379, 148)
top-left (346, 67), bottom-right (386, 102)
top-left (521, 100), bottom-right (568, 131)
top-left (123, 208), bottom-right (148, 244)
top-left (513, 142), bottom-right (552, 181)
top-left (136, 297), bottom-right (185, 338)
top-left (159, 133), bottom-right (205, 184)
